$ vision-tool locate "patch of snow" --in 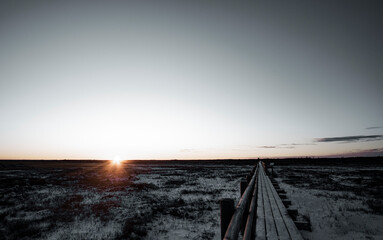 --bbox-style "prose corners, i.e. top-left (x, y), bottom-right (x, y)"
top-left (278, 181), bottom-right (383, 240)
